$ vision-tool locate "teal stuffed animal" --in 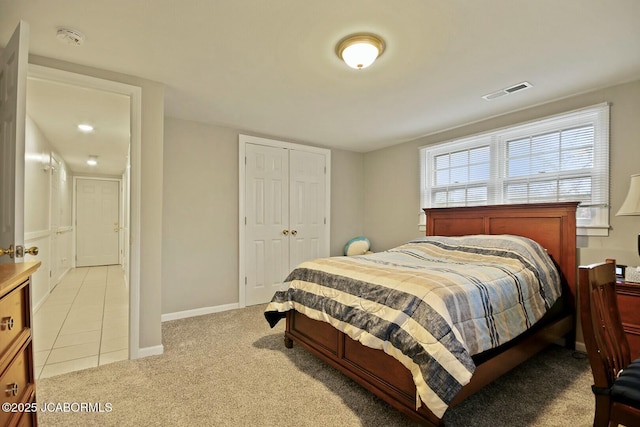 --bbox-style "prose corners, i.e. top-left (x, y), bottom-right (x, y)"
top-left (344, 236), bottom-right (372, 256)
